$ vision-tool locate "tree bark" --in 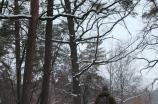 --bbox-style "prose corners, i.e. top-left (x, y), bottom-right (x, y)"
top-left (21, 0), bottom-right (39, 104)
top-left (40, 0), bottom-right (53, 104)
top-left (64, 0), bottom-right (81, 104)
top-left (14, 0), bottom-right (21, 103)
top-left (48, 74), bottom-right (55, 104)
